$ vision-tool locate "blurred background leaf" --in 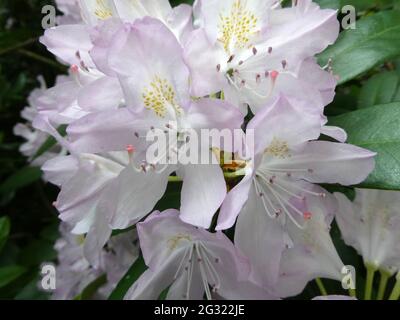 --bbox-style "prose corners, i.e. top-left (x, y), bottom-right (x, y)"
top-left (0, 217), bottom-right (10, 254)
top-left (0, 265), bottom-right (26, 288)
top-left (0, 0), bottom-right (60, 300)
